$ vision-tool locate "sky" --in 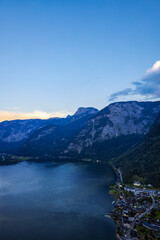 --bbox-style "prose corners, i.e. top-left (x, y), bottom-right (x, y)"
top-left (1, 0), bottom-right (160, 121)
